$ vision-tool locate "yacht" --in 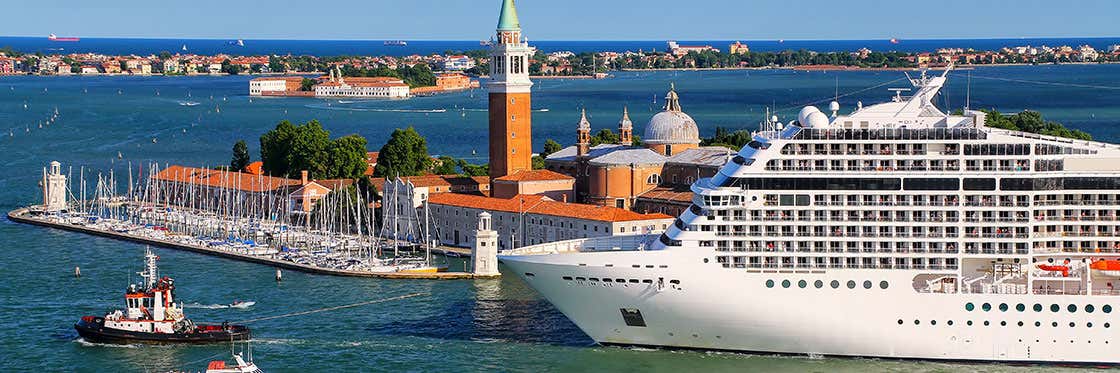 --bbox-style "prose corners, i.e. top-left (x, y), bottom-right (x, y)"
top-left (501, 67), bottom-right (1120, 364)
